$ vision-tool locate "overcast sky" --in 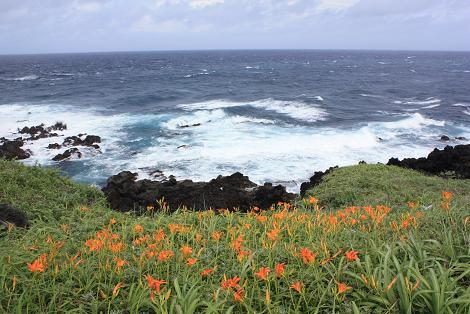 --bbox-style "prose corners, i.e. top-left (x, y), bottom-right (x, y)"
top-left (1, 0), bottom-right (470, 54)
